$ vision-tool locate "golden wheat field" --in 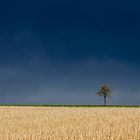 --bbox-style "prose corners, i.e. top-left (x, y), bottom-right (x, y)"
top-left (0, 107), bottom-right (140, 140)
